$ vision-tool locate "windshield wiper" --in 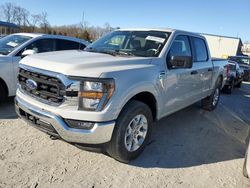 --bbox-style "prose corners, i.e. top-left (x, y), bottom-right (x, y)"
top-left (114, 50), bottom-right (135, 57)
top-left (84, 48), bottom-right (136, 57)
top-left (84, 48), bottom-right (116, 56)
top-left (84, 47), bottom-right (97, 52)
